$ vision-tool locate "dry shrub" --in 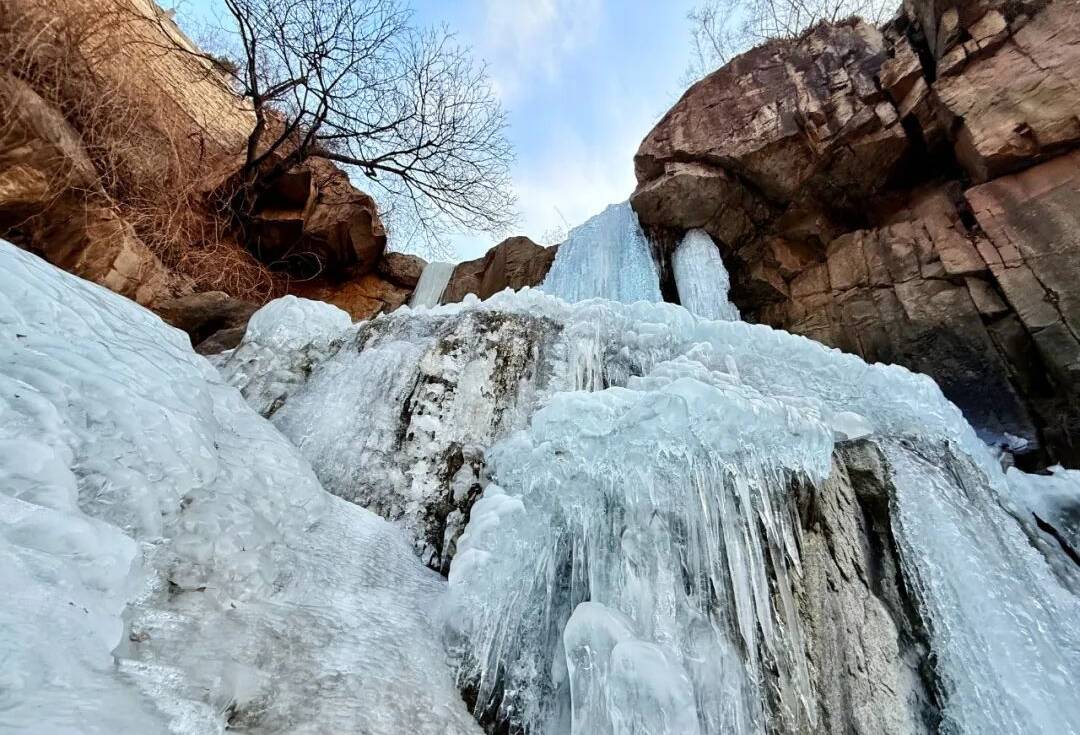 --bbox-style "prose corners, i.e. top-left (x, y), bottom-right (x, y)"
top-left (0, 0), bottom-right (282, 302)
